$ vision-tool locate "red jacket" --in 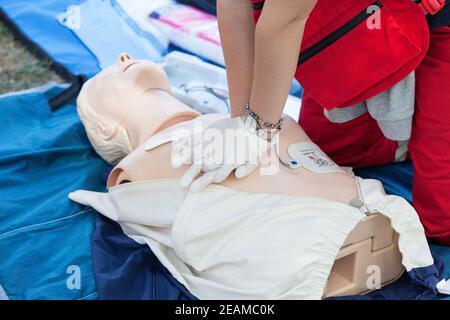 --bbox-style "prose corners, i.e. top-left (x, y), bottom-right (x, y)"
top-left (249, 0), bottom-right (431, 109)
